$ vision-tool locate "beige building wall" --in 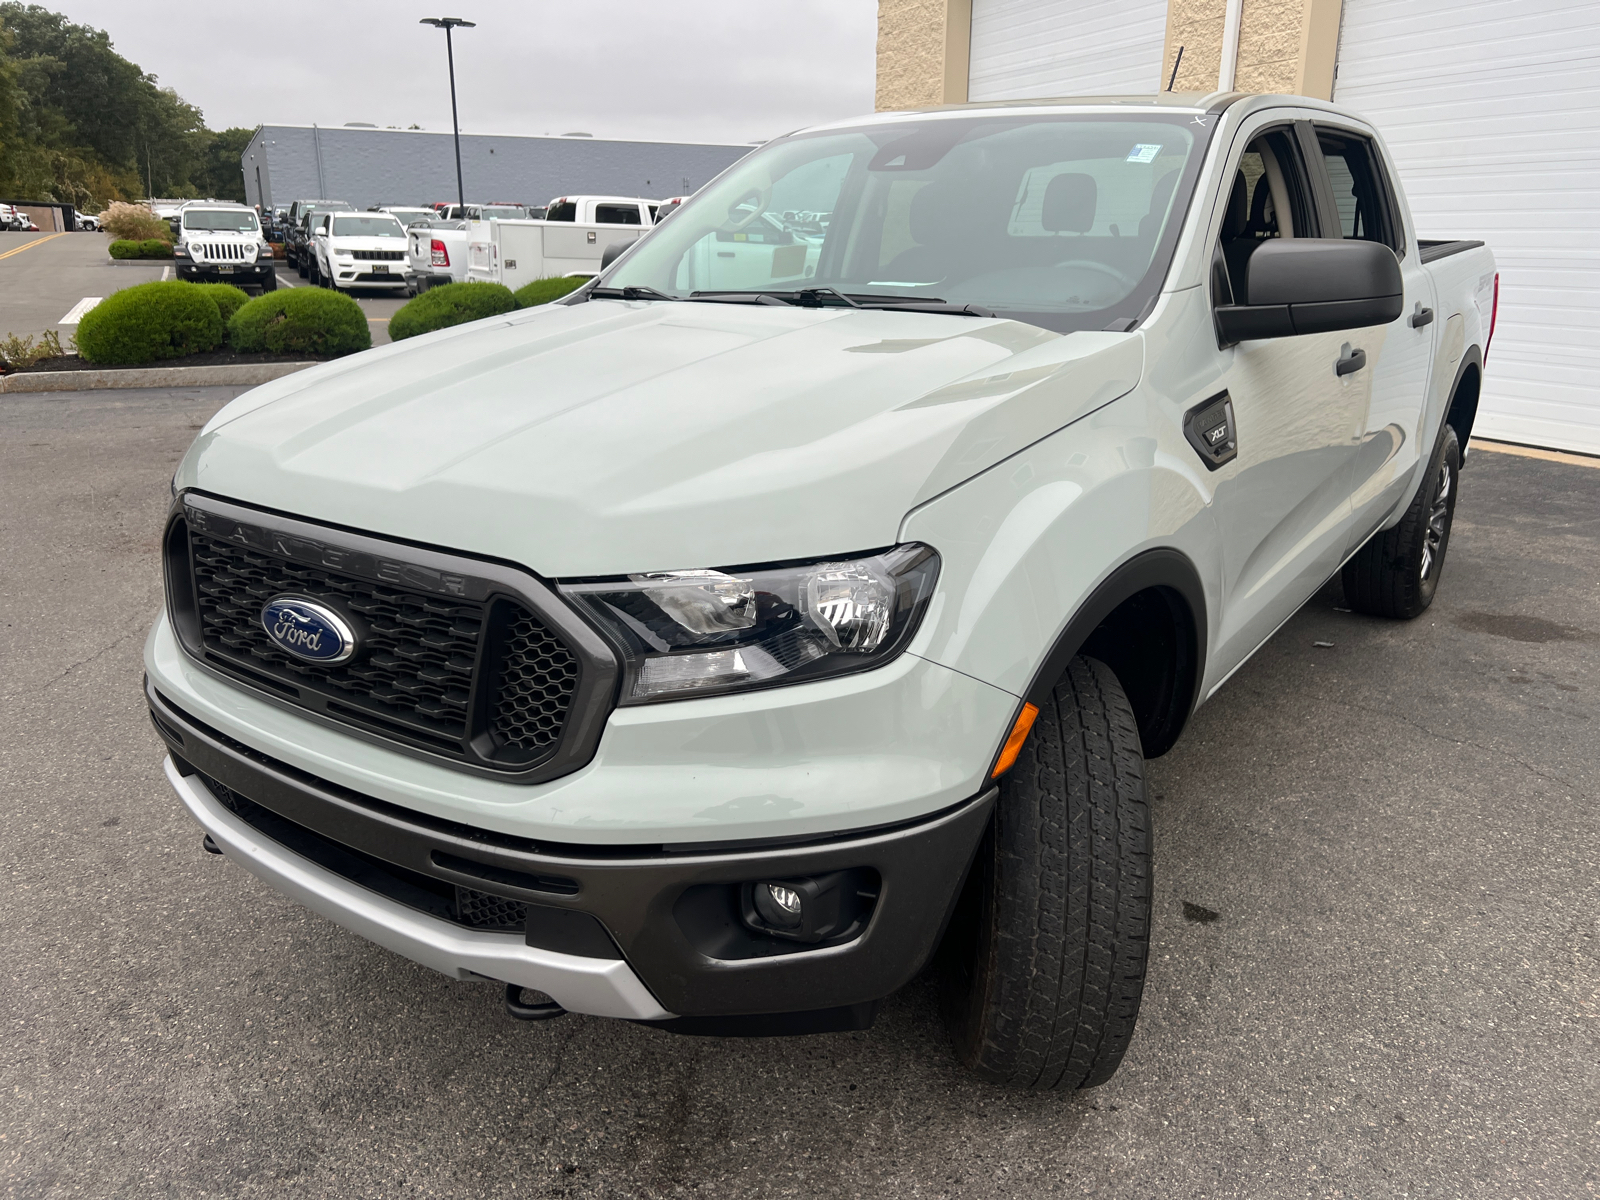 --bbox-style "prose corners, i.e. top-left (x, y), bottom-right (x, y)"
top-left (875, 0), bottom-right (973, 110)
top-left (877, 0), bottom-right (1342, 110)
